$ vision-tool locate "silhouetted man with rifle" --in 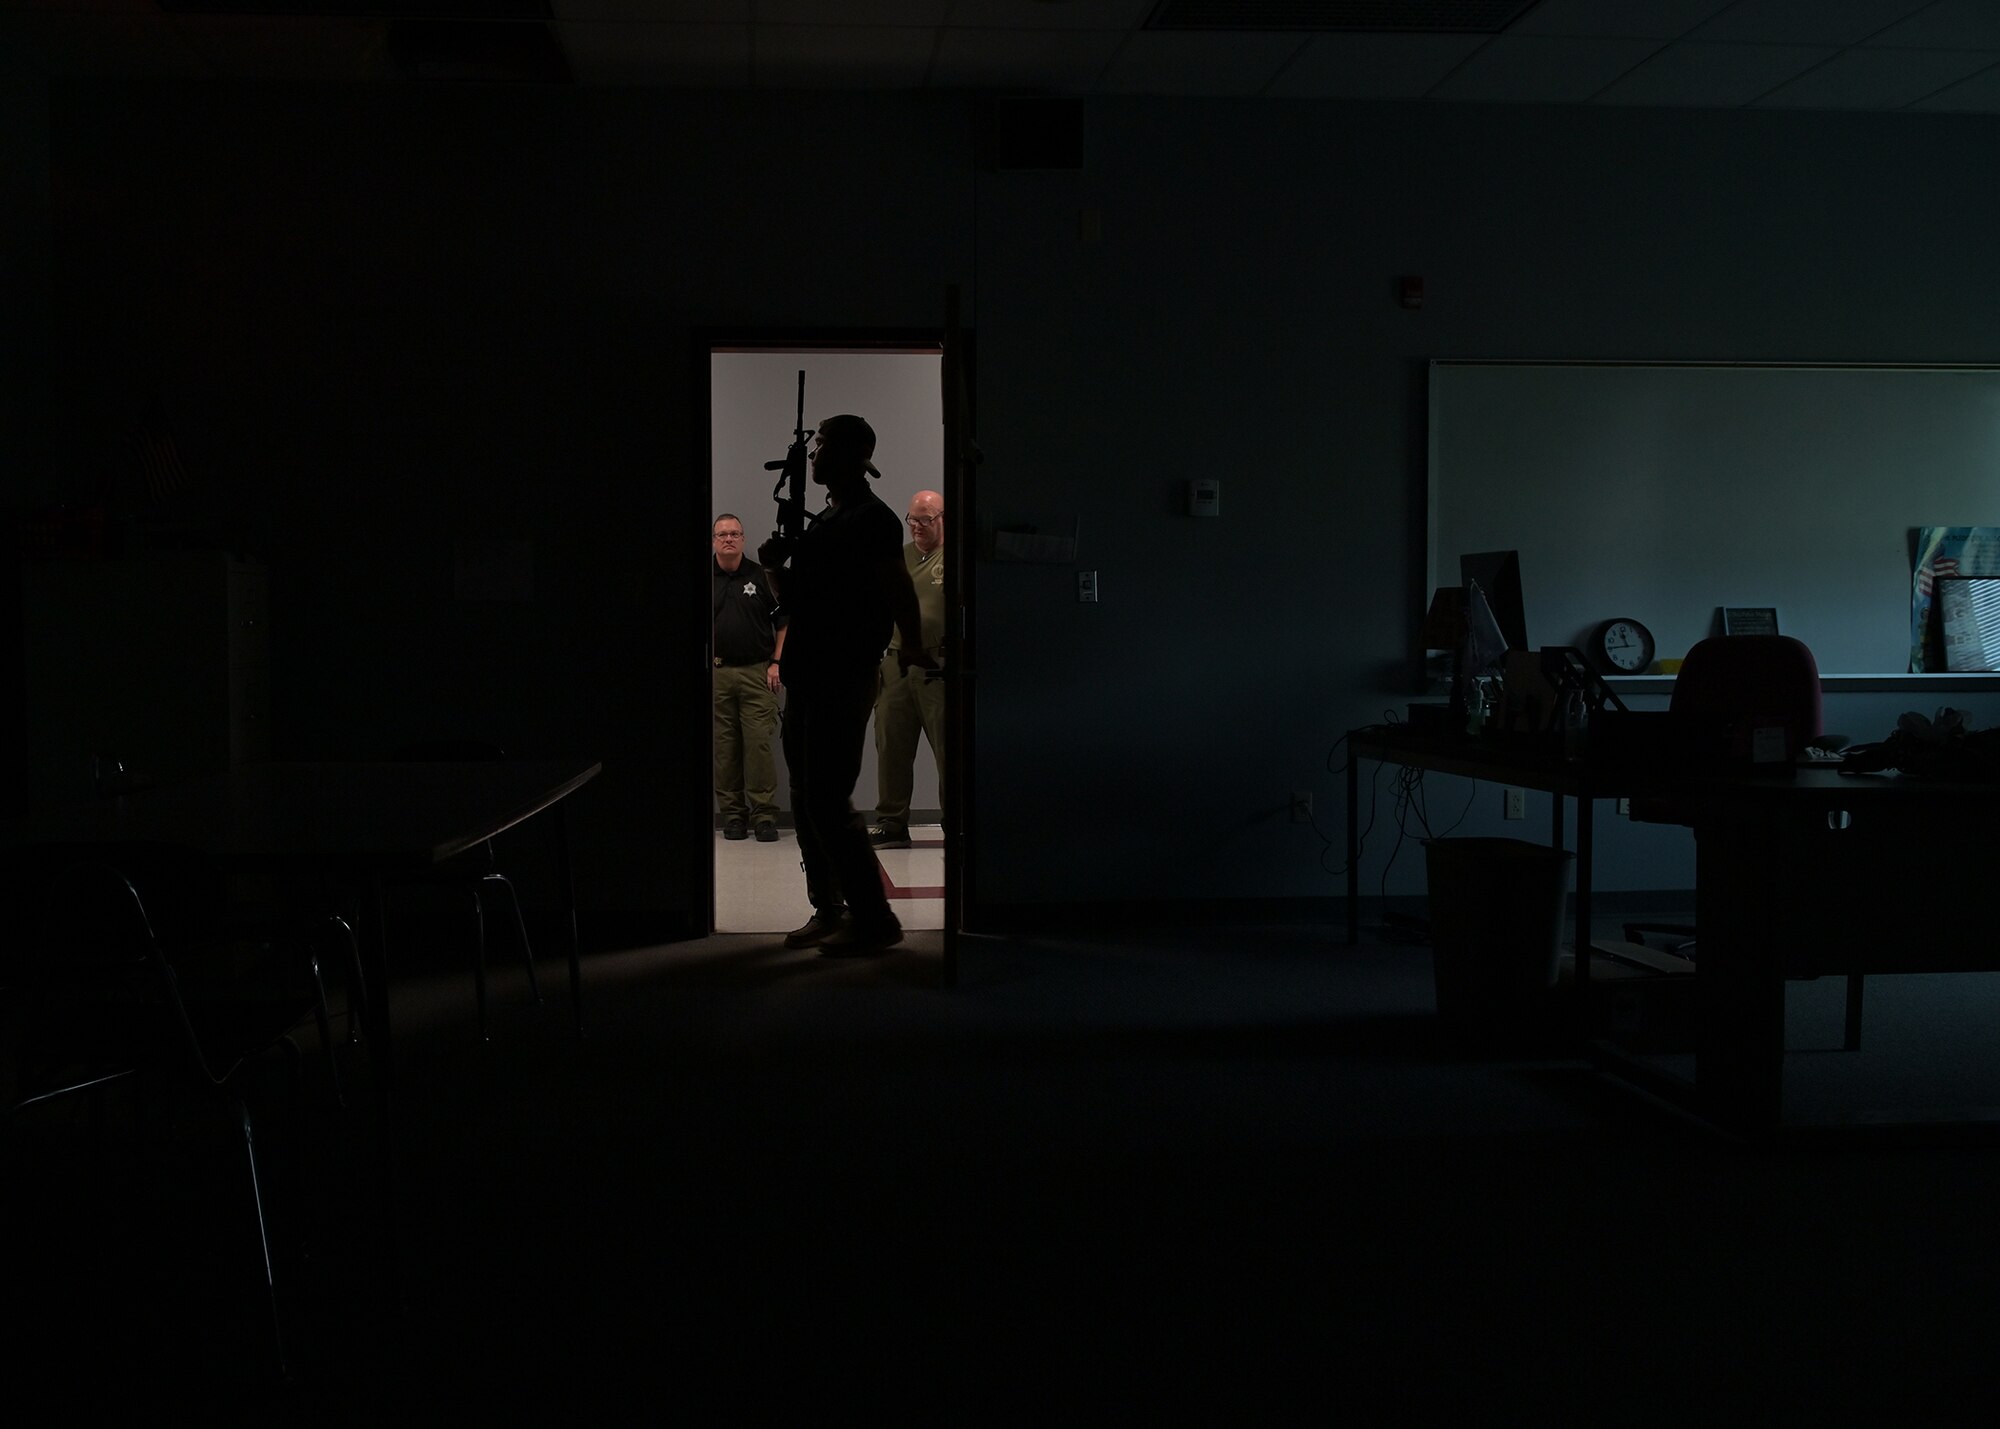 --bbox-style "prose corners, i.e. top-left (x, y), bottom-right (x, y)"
top-left (759, 411), bottom-right (931, 956)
